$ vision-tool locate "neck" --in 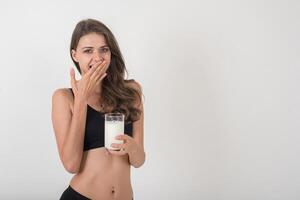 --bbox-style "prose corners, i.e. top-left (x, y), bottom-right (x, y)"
top-left (93, 83), bottom-right (102, 95)
top-left (88, 89), bottom-right (103, 105)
